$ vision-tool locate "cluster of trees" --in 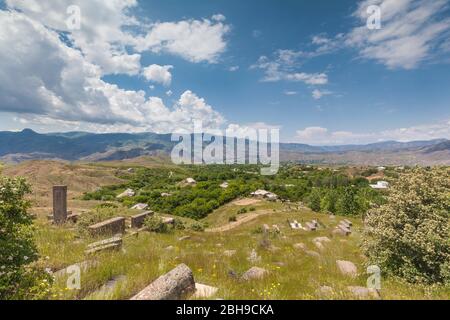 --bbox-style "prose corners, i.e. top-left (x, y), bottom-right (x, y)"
top-left (0, 177), bottom-right (51, 299)
top-left (363, 167), bottom-right (450, 285)
top-left (83, 164), bottom-right (387, 219)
